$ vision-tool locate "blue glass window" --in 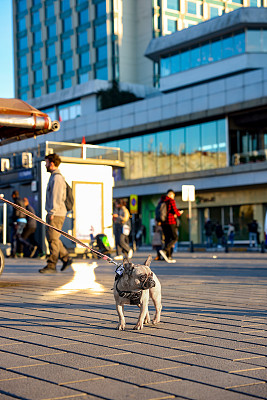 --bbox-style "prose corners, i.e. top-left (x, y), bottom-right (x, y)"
top-left (32, 0), bottom-right (41, 5)
top-left (49, 63), bottom-right (57, 78)
top-left (32, 11), bottom-right (40, 26)
top-left (167, 19), bottom-right (177, 33)
top-left (17, 17), bottom-right (26, 32)
top-left (63, 57), bottom-right (73, 73)
top-left (18, 36), bottom-right (28, 50)
top-left (79, 8), bottom-right (89, 25)
top-left (34, 87), bottom-right (42, 97)
top-left (187, 1), bottom-right (197, 14)
top-left (19, 74), bottom-right (28, 87)
top-left (210, 7), bottom-right (219, 18)
top-left (63, 16), bottom-right (72, 32)
top-left (19, 55), bottom-right (27, 69)
top-left (46, 4), bottom-right (54, 19)
top-left (247, 30), bottom-right (261, 52)
top-left (79, 51), bottom-right (90, 67)
top-left (20, 93), bottom-right (28, 101)
top-left (62, 37), bottom-right (71, 53)
top-left (250, 0), bottom-right (258, 5)
top-left (167, 0), bottom-right (179, 10)
top-left (18, 0), bottom-right (27, 13)
top-left (61, 0), bottom-right (70, 12)
top-left (170, 53), bottom-right (180, 74)
top-left (78, 72), bottom-right (88, 83)
top-left (130, 137), bottom-right (143, 179)
top-left (47, 43), bottom-right (56, 58)
top-left (96, 44), bottom-right (107, 61)
top-left (180, 50), bottom-right (190, 71)
top-left (157, 131), bottom-right (171, 175)
top-left (62, 77), bottom-right (72, 89)
top-left (95, 23), bottom-right (106, 41)
top-left (211, 39), bottom-right (222, 62)
top-left (34, 69), bottom-right (43, 83)
top-left (222, 35), bottom-right (234, 58)
top-left (33, 30), bottom-right (42, 44)
top-left (48, 83), bottom-right (57, 93)
top-left (32, 49), bottom-right (41, 64)
top-left (201, 121), bottom-right (218, 170)
top-left (143, 134), bottom-right (157, 177)
top-left (78, 30), bottom-right (88, 47)
top-left (95, 2), bottom-right (106, 18)
top-left (170, 128), bottom-right (186, 174)
top-left (190, 46), bottom-right (201, 68)
top-left (186, 124), bottom-right (201, 171)
top-left (96, 66), bottom-right (108, 80)
top-left (233, 32), bottom-right (245, 54)
top-left (47, 24), bottom-right (57, 38)
top-left (160, 57), bottom-right (171, 77)
top-left (263, 30), bottom-right (267, 52)
top-left (201, 42), bottom-right (210, 64)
